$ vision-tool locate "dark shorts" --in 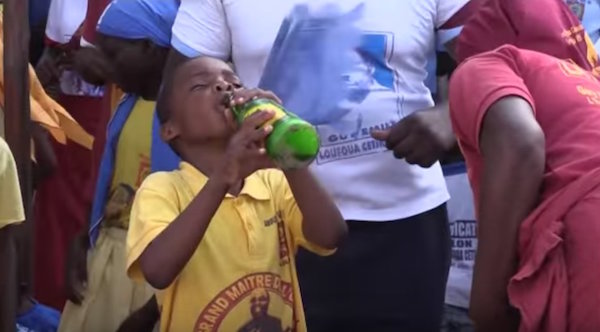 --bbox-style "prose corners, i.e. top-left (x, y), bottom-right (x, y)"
top-left (296, 204), bottom-right (451, 332)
